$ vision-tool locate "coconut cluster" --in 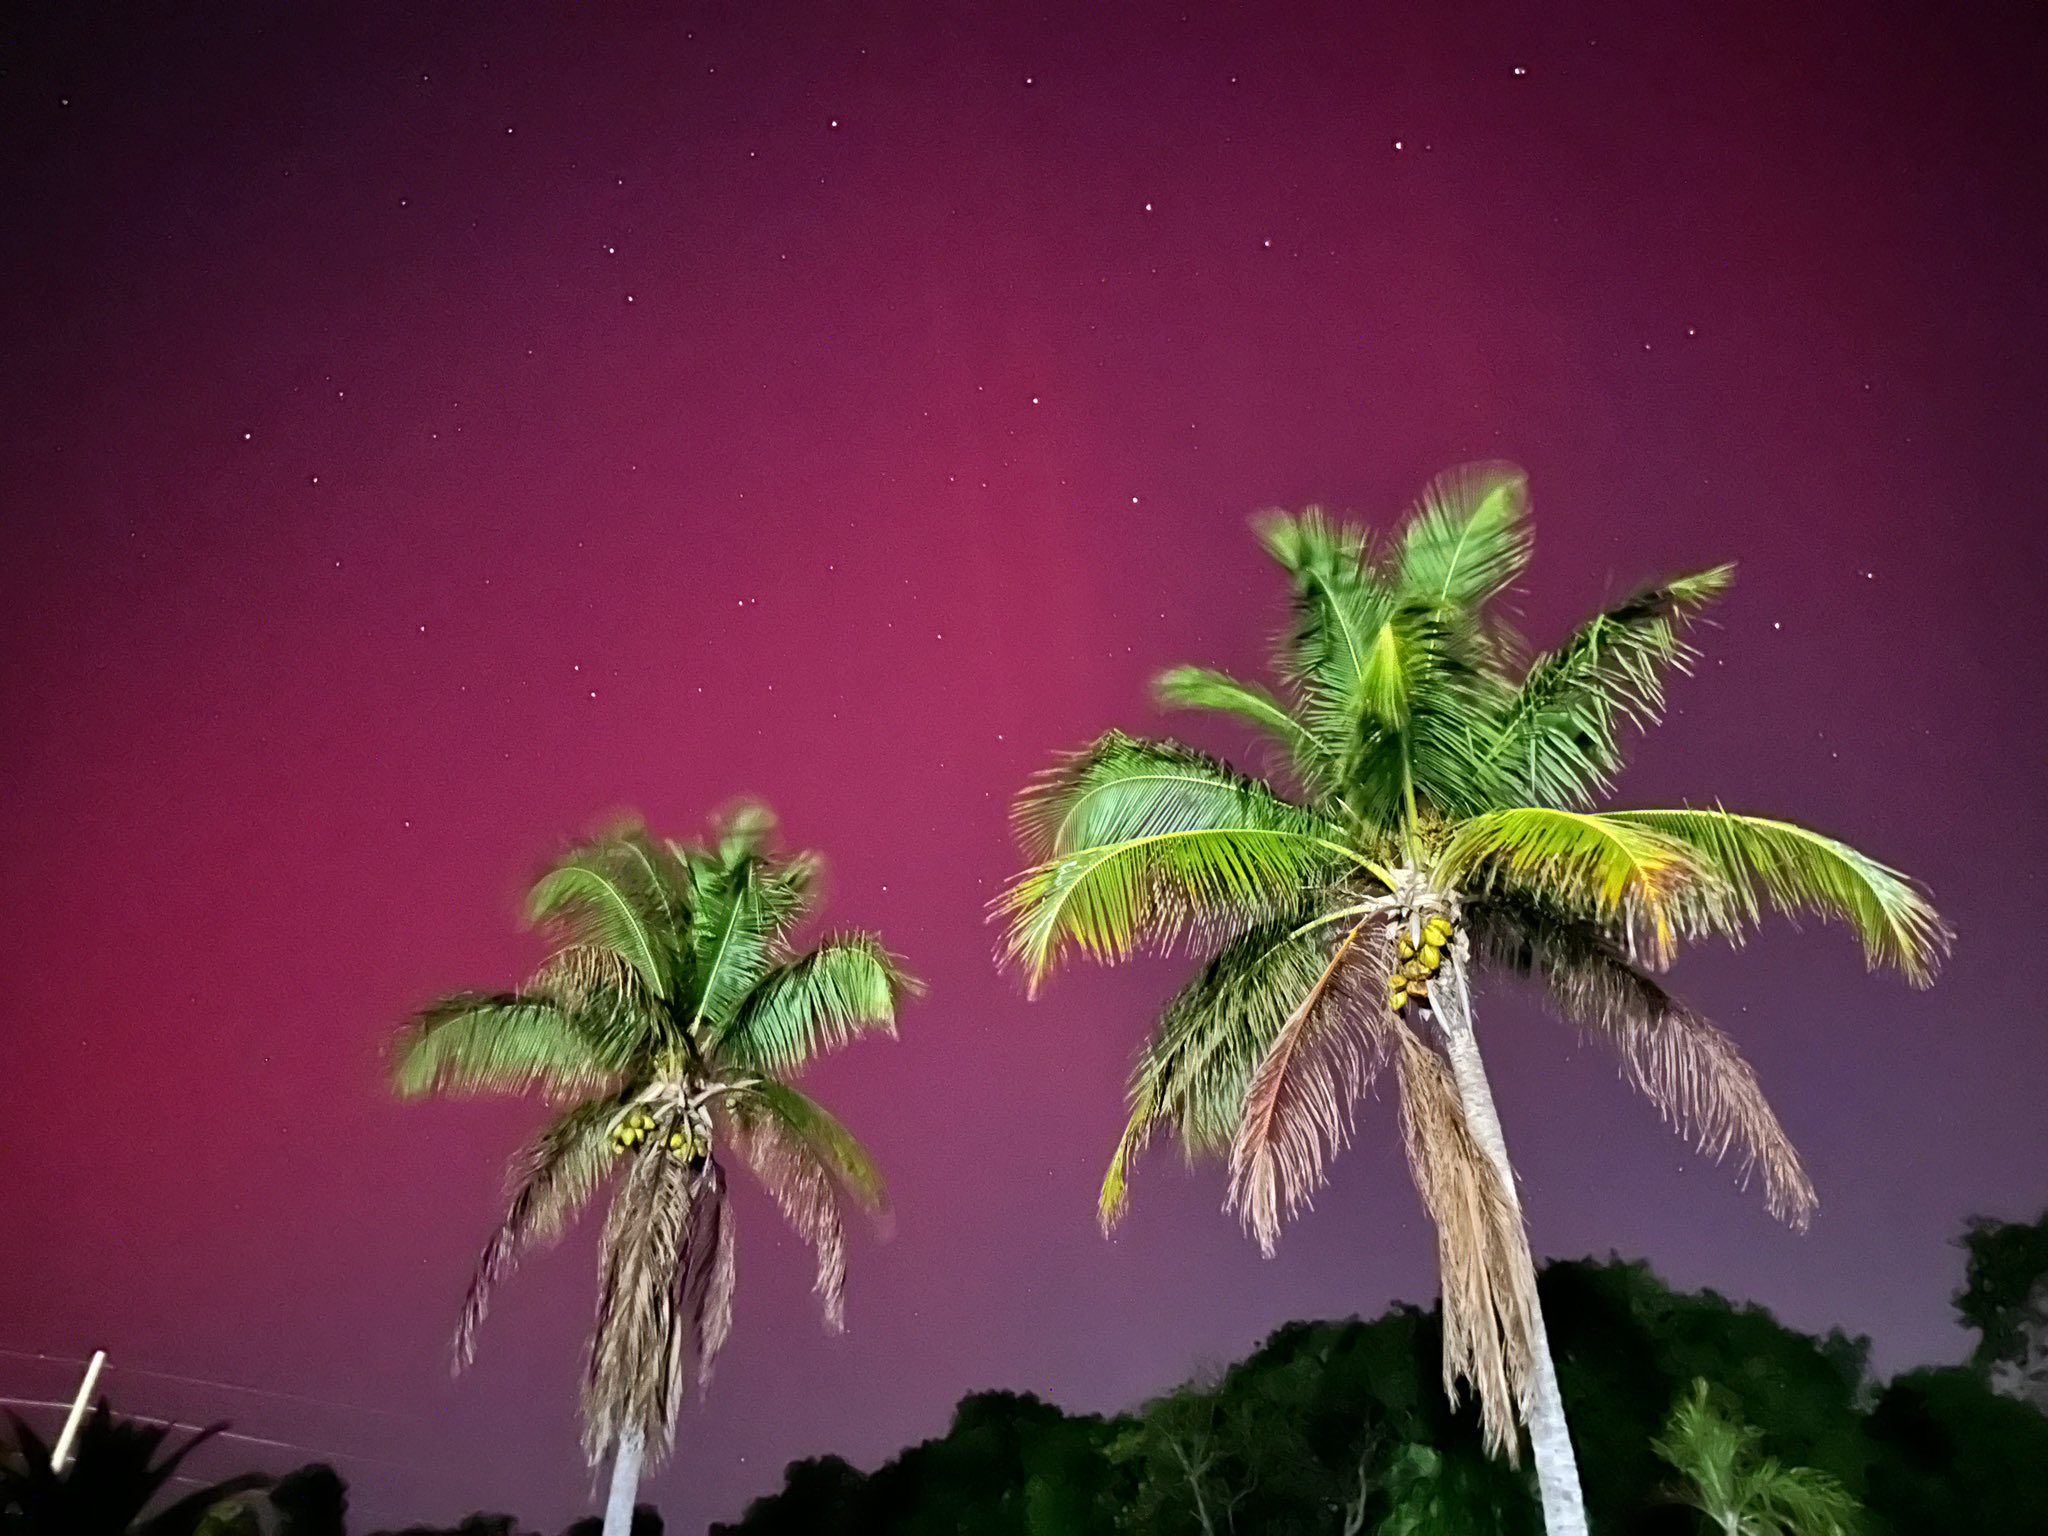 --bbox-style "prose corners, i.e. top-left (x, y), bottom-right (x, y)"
top-left (1388, 913), bottom-right (1454, 1011)
top-left (611, 1108), bottom-right (706, 1161)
